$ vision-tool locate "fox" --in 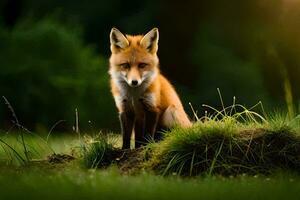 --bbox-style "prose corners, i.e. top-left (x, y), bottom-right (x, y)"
top-left (109, 27), bottom-right (191, 149)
